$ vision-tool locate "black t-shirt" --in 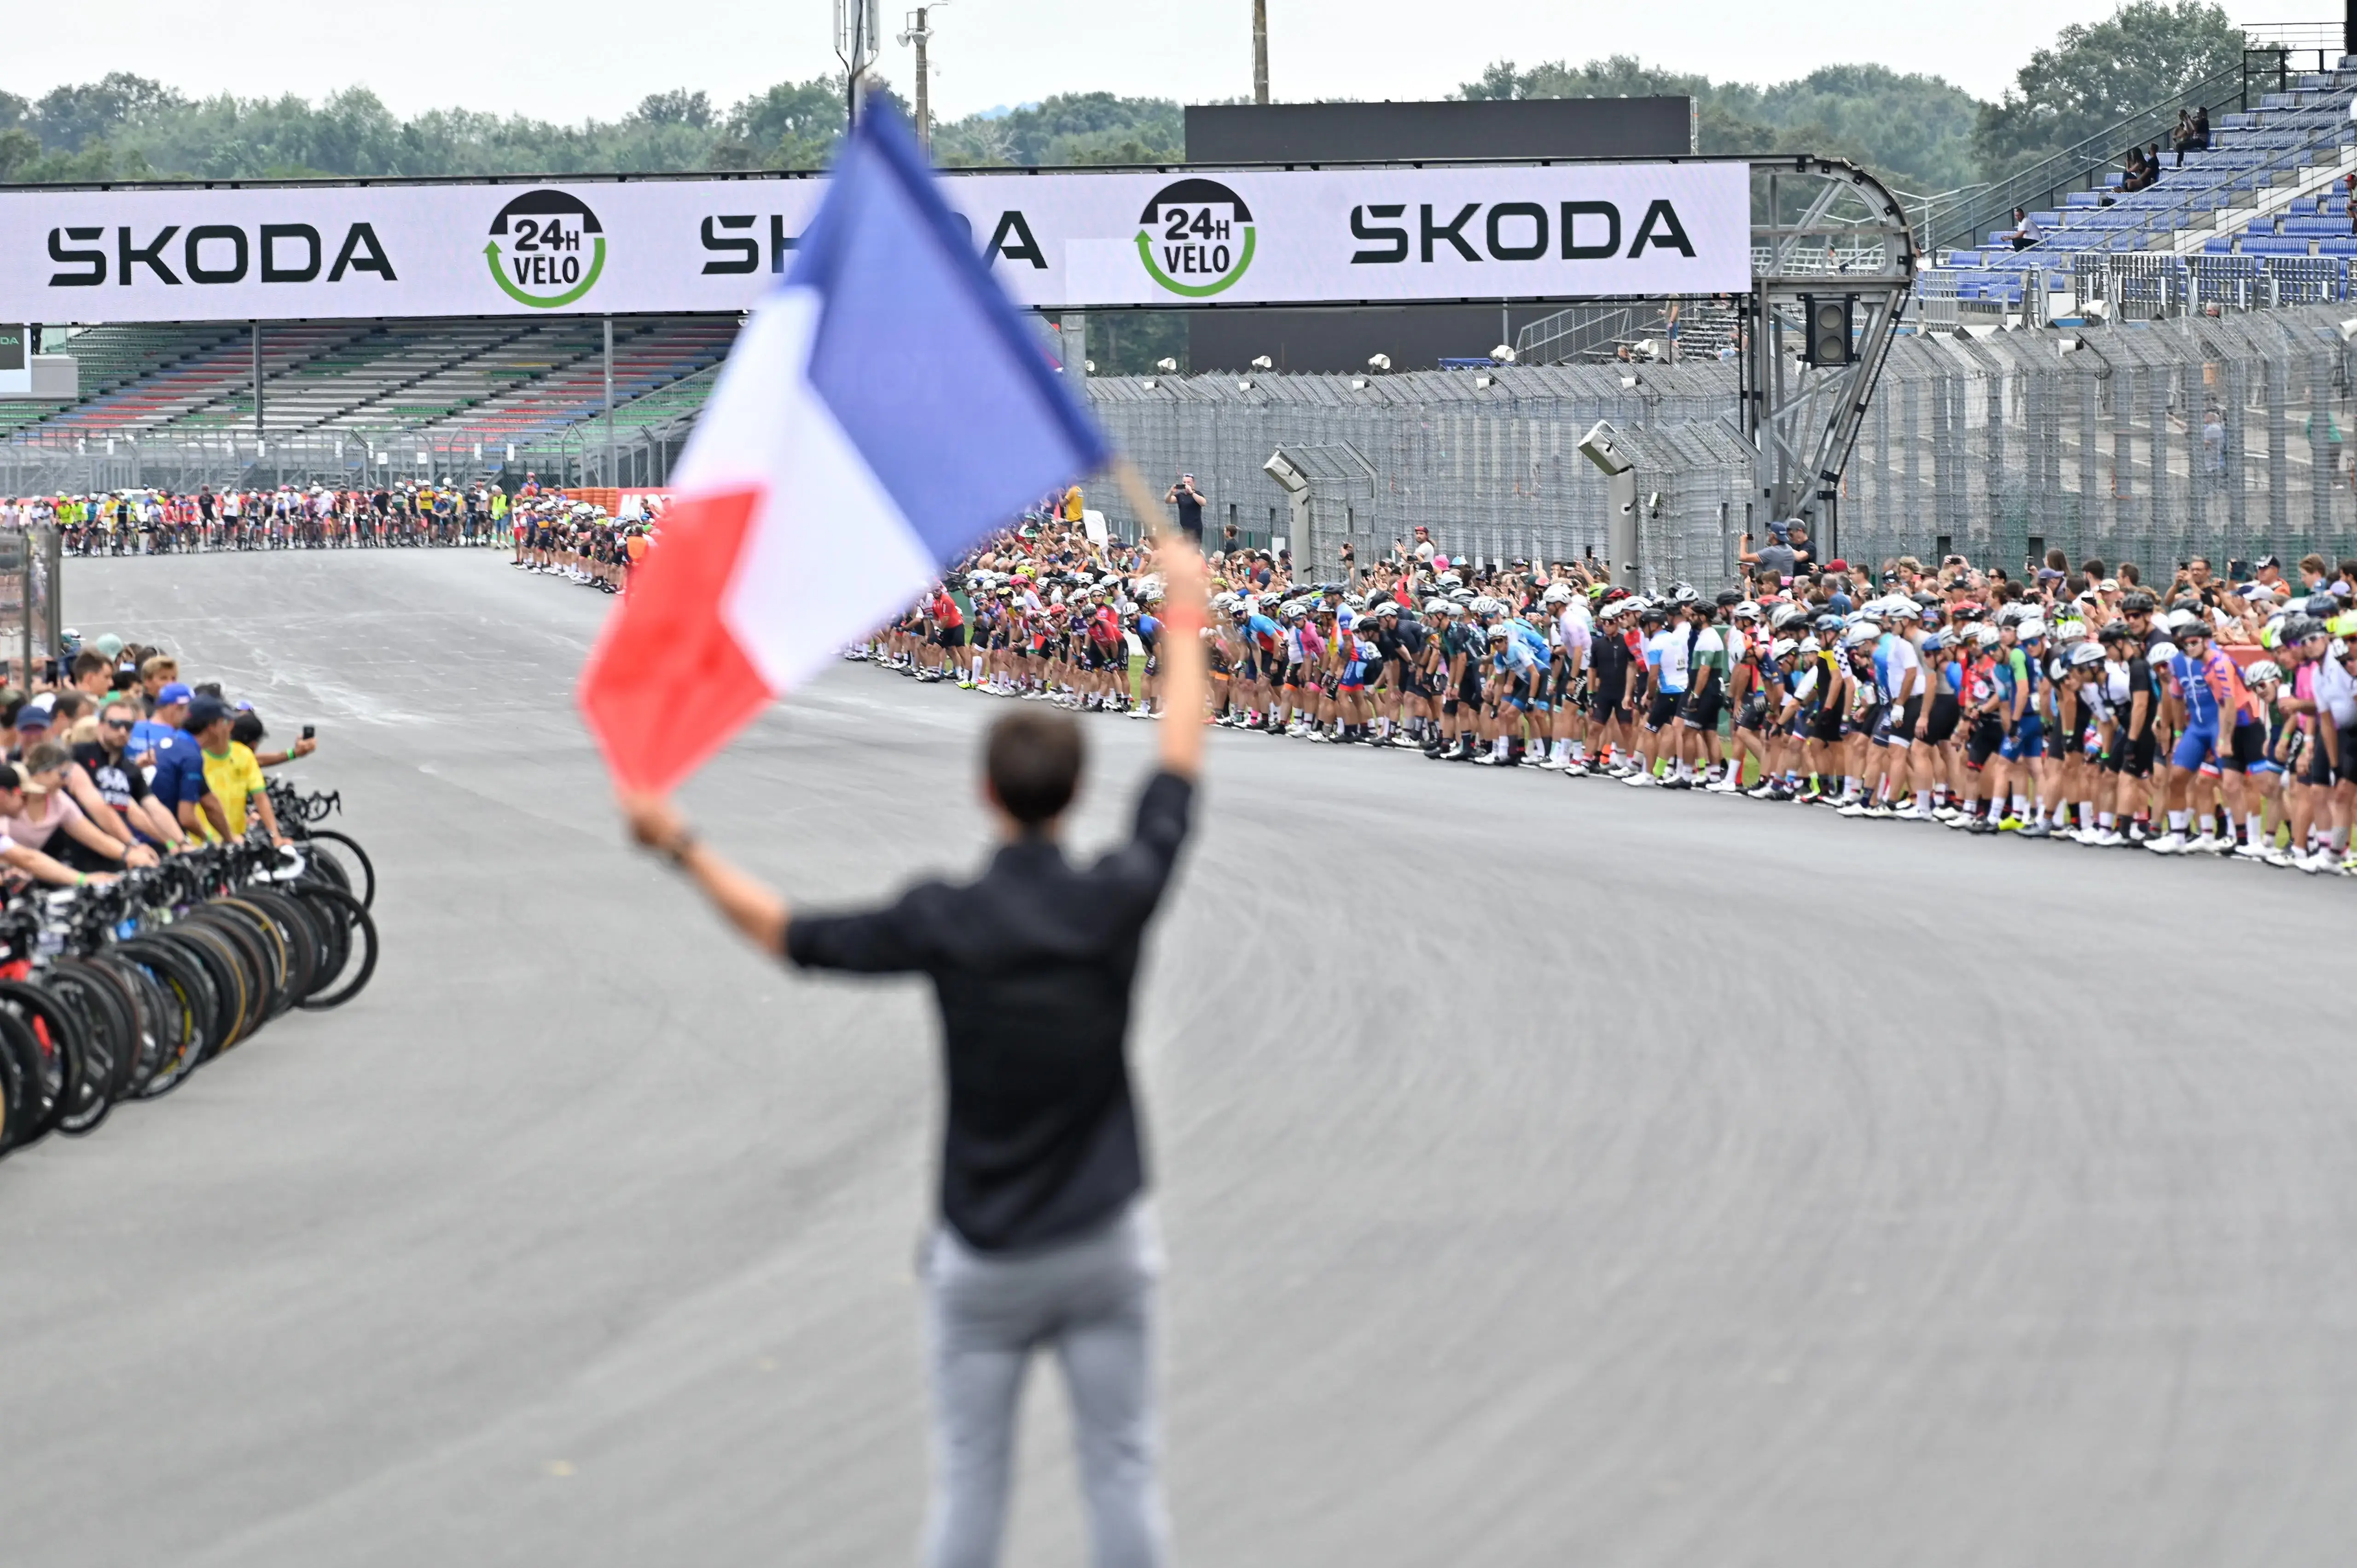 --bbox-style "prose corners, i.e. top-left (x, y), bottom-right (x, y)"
top-left (1172, 487), bottom-right (1204, 537)
top-left (72, 742), bottom-right (150, 812)
top-left (786, 772), bottom-right (1194, 1251)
